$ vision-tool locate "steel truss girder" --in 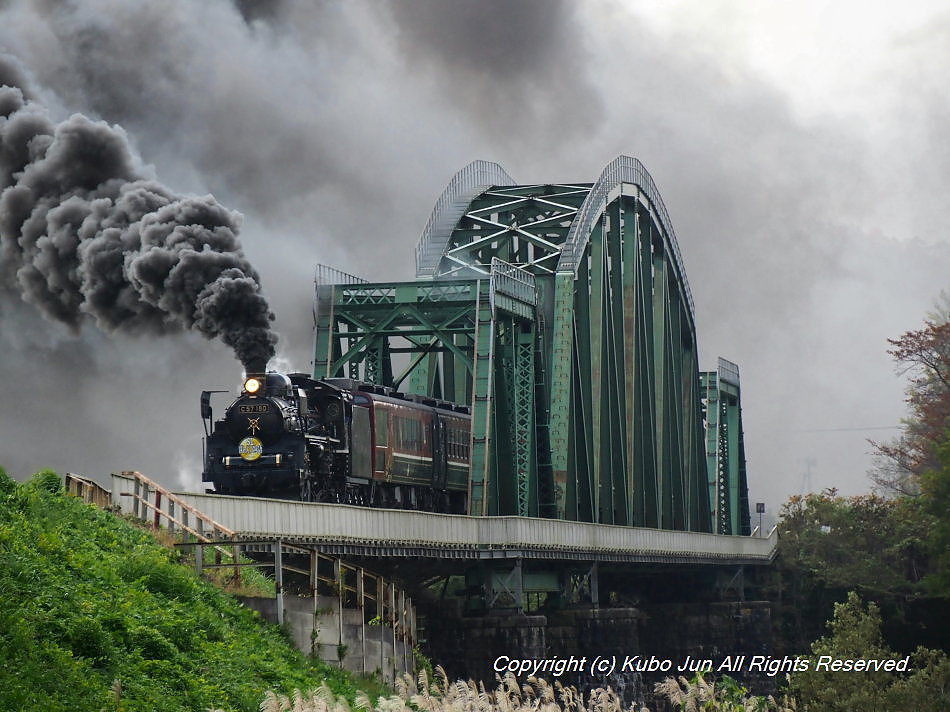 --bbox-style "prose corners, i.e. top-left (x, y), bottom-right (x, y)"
top-left (548, 187), bottom-right (710, 532)
top-left (700, 361), bottom-right (751, 535)
top-left (429, 183), bottom-right (592, 279)
top-left (312, 156), bottom-right (750, 537)
top-left (314, 280), bottom-right (481, 388)
top-left (313, 261), bottom-right (550, 518)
